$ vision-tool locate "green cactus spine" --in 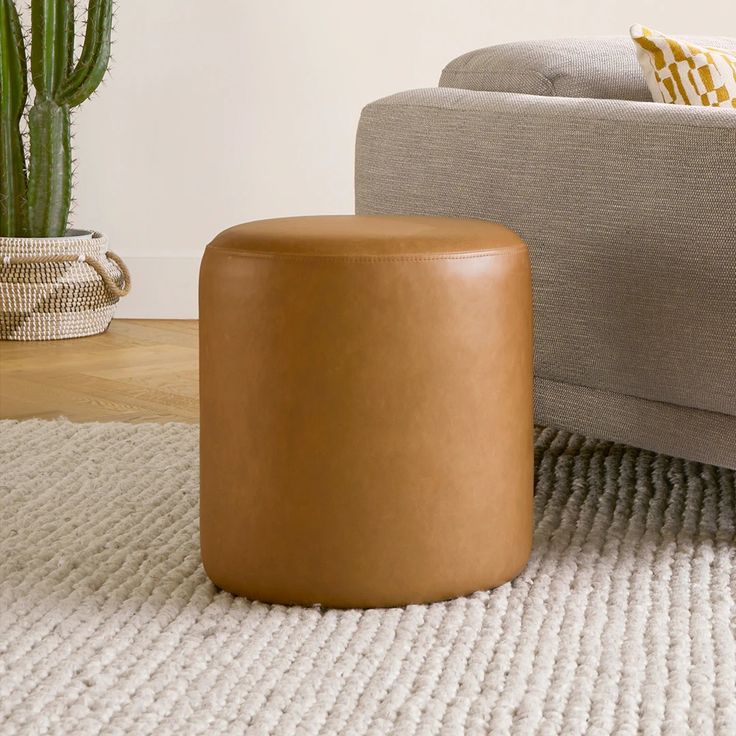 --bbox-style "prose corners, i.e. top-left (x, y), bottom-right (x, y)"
top-left (0, 0), bottom-right (112, 238)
